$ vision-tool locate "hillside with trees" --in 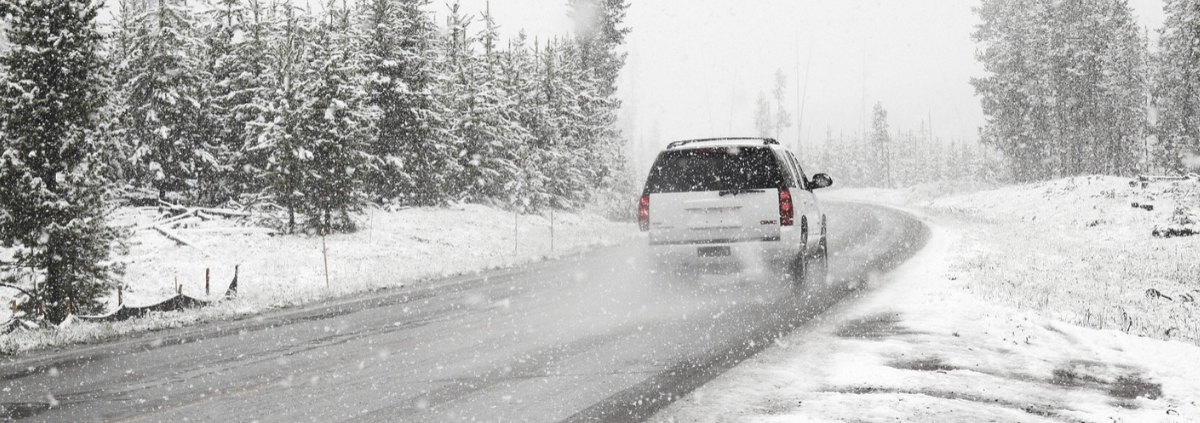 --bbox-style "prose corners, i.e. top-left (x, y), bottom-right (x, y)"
top-left (0, 0), bottom-right (630, 322)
